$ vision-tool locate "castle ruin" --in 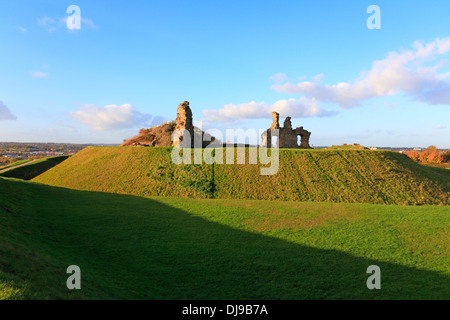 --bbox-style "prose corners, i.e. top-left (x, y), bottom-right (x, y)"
top-left (172, 101), bottom-right (214, 148)
top-left (172, 101), bottom-right (195, 147)
top-left (260, 112), bottom-right (312, 148)
top-left (123, 101), bottom-right (311, 149)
